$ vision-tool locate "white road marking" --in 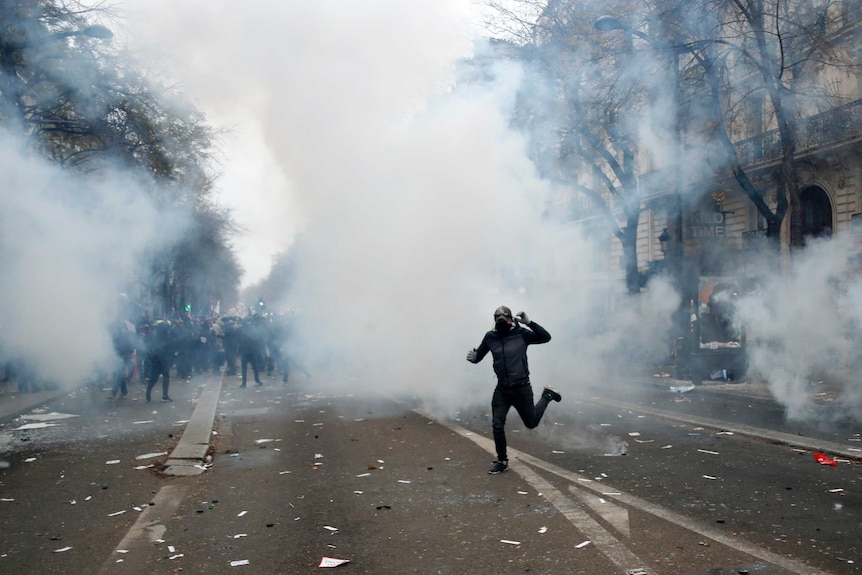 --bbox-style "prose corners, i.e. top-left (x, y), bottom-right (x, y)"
top-left (97, 484), bottom-right (190, 575)
top-left (415, 408), bottom-right (833, 575)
